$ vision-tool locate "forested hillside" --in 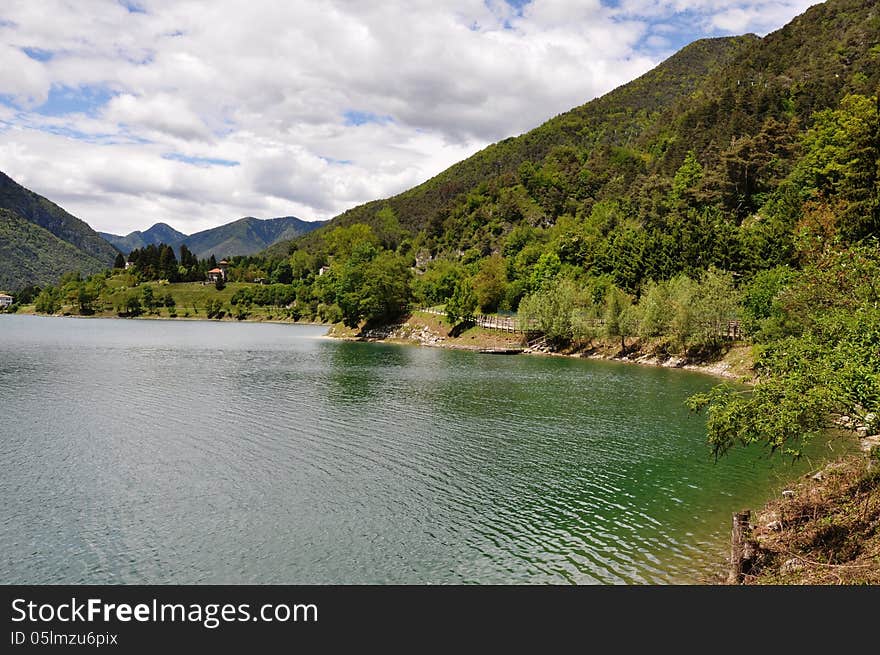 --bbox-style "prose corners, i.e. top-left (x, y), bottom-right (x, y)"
top-left (0, 171), bottom-right (118, 265)
top-left (0, 208), bottom-right (111, 290)
top-left (253, 0), bottom-right (879, 457)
